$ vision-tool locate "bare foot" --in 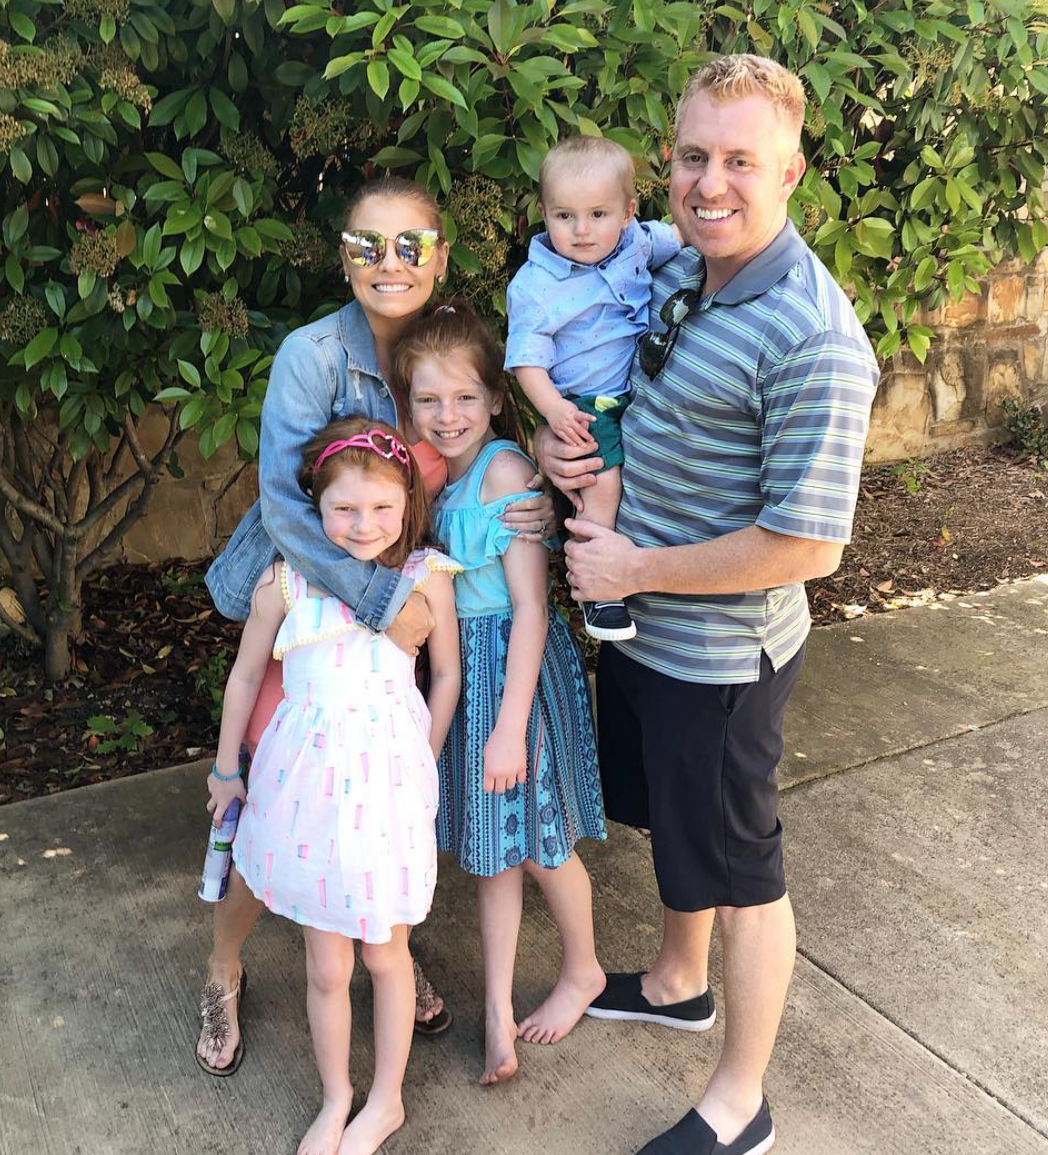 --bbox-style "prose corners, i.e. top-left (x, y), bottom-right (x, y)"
top-left (298, 1095), bottom-right (353, 1155)
top-left (336, 1096), bottom-right (405, 1155)
top-left (480, 1013), bottom-right (519, 1085)
top-left (196, 964), bottom-right (243, 1071)
top-left (518, 968), bottom-right (606, 1045)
